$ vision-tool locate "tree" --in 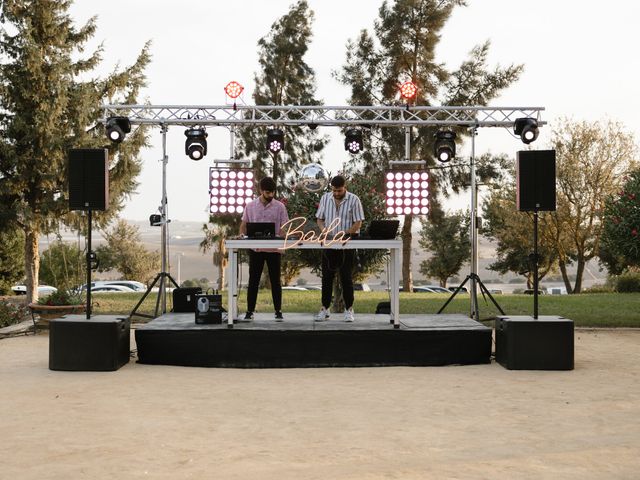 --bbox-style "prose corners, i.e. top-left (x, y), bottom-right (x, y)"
top-left (336, 0), bottom-right (522, 292)
top-left (482, 184), bottom-right (558, 287)
top-left (39, 239), bottom-right (84, 289)
top-left (418, 210), bottom-right (470, 287)
top-left (95, 220), bottom-right (160, 284)
top-left (0, 226), bottom-right (24, 294)
top-left (548, 119), bottom-right (638, 293)
top-left (235, 0), bottom-right (327, 189)
top-left (601, 169), bottom-right (640, 273)
top-left (0, 0), bottom-right (150, 303)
